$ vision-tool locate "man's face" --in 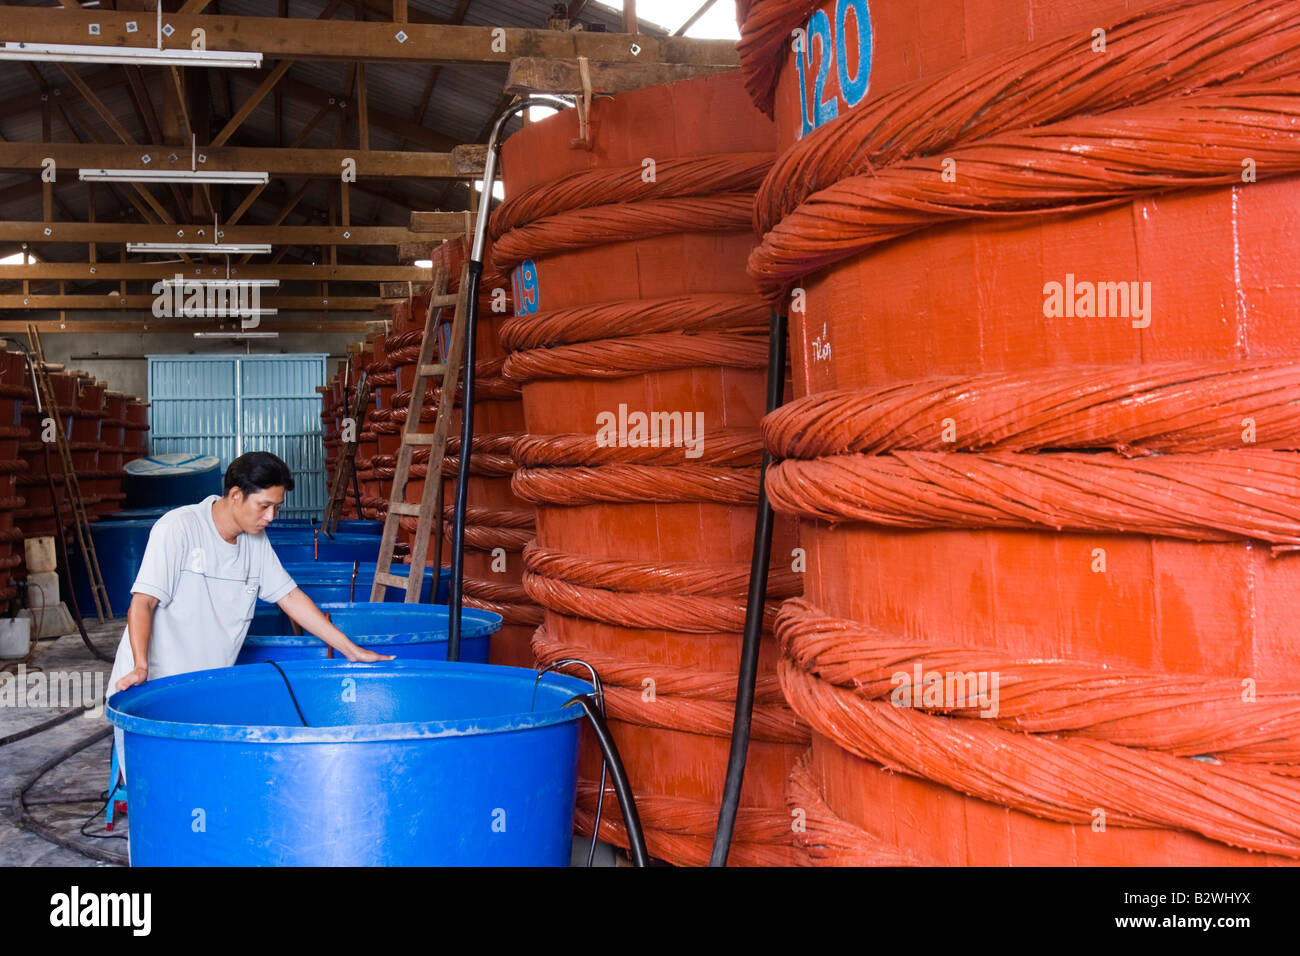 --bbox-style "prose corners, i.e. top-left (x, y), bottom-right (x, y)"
top-left (229, 485), bottom-right (285, 534)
